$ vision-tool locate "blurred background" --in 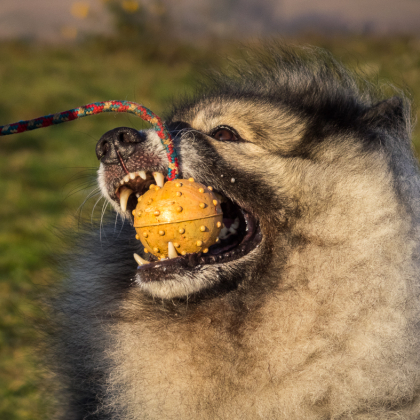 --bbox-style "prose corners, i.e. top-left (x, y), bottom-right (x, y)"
top-left (1, 1), bottom-right (420, 418)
